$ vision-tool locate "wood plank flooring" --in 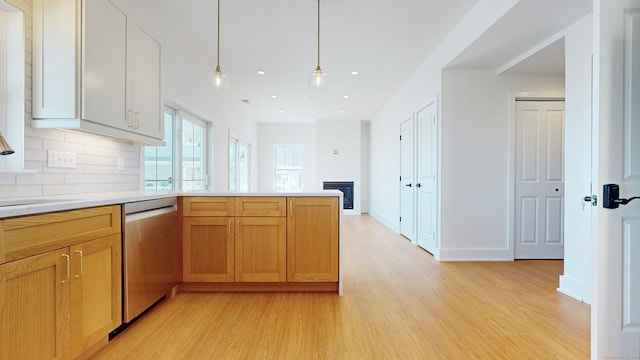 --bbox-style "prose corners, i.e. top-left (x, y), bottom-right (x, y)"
top-left (90, 214), bottom-right (590, 359)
